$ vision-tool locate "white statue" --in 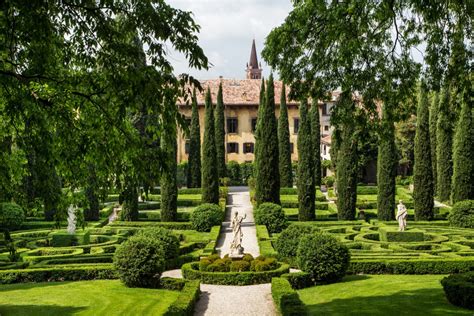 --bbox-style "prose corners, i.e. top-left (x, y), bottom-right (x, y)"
top-left (230, 211), bottom-right (246, 257)
top-left (67, 205), bottom-right (77, 234)
top-left (396, 200), bottom-right (408, 231)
